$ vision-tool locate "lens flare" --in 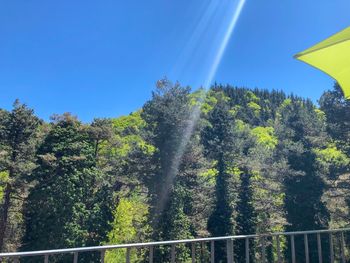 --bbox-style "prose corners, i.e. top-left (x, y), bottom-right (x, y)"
top-left (156, 0), bottom-right (246, 215)
top-left (203, 0), bottom-right (246, 88)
